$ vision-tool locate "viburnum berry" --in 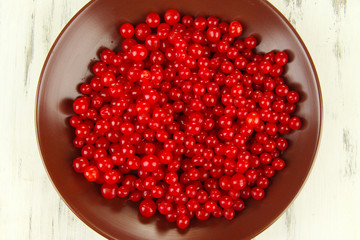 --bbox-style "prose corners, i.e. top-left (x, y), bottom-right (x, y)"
top-left (229, 21), bottom-right (243, 37)
top-left (164, 9), bottom-right (180, 25)
top-left (72, 157), bottom-right (89, 173)
top-left (251, 187), bottom-right (265, 200)
top-left (275, 51), bottom-right (288, 66)
top-left (139, 199), bottom-right (157, 217)
top-left (289, 116), bottom-right (302, 130)
top-left (101, 183), bottom-right (117, 199)
top-left (146, 12), bottom-right (161, 28)
top-left (120, 23), bottom-right (134, 39)
top-left (177, 215), bottom-right (190, 229)
top-left (83, 166), bottom-right (99, 182)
